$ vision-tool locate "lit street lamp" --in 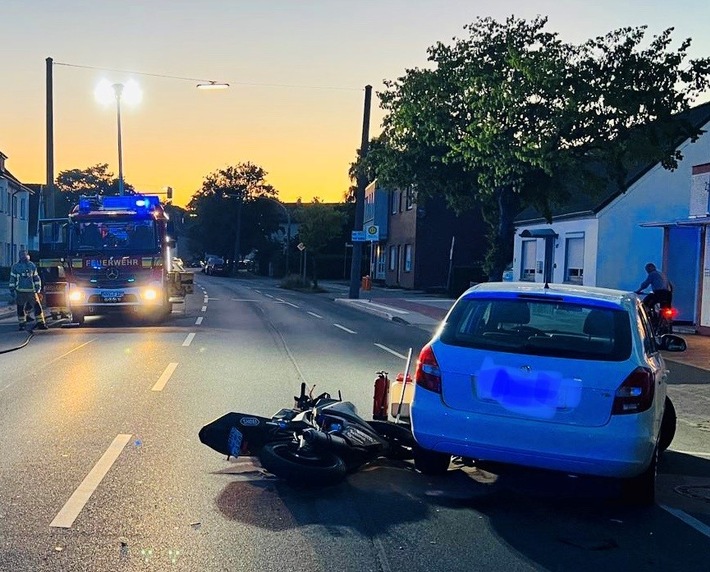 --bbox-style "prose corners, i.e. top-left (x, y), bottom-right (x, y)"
top-left (95, 79), bottom-right (142, 196)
